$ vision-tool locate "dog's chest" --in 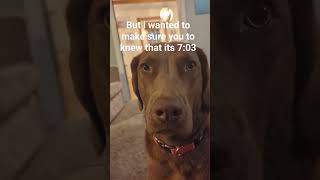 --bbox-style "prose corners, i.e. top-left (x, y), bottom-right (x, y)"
top-left (168, 157), bottom-right (206, 179)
